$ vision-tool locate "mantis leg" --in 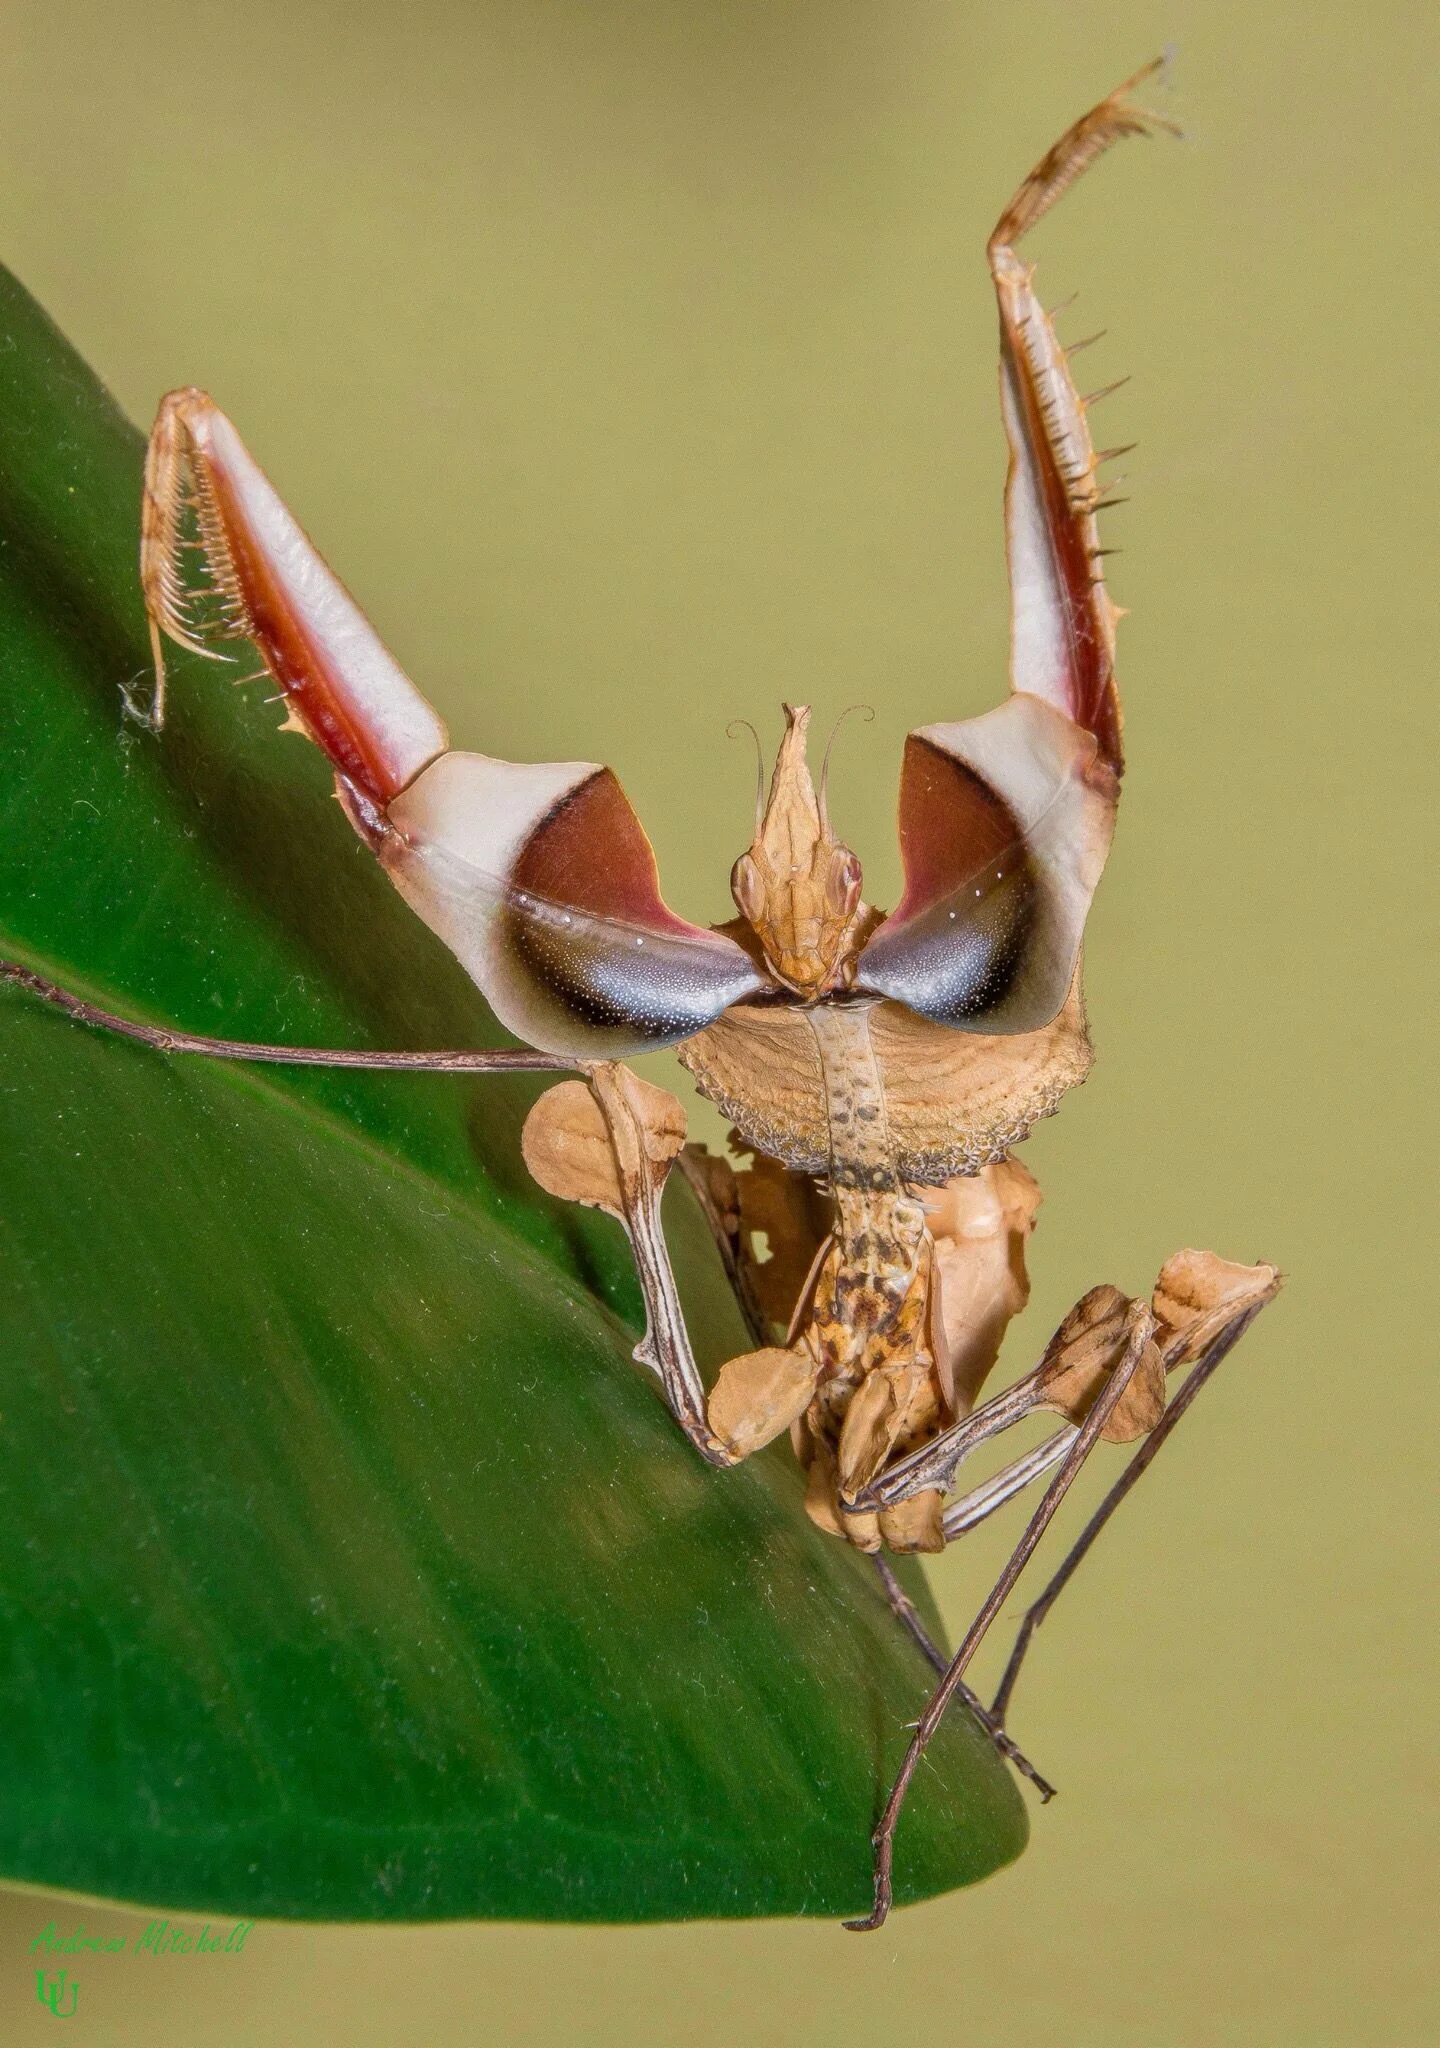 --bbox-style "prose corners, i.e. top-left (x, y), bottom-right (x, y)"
top-left (941, 1431), bottom-right (1075, 1540)
top-left (580, 1065), bottom-right (739, 1469)
top-left (845, 1302), bottom-right (1156, 1932)
top-left (139, 388), bottom-right (763, 1066)
top-left (869, 1556), bottom-right (1057, 1801)
top-left (855, 1348), bottom-right (1061, 1512)
top-left (523, 1067), bottom-right (829, 1472)
top-left (0, 960), bottom-right (579, 1075)
top-left (988, 57), bottom-right (1177, 769)
top-left (678, 1148), bottom-right (1060, 1782)
top-left (1, 960), bottom-right (742, 1466)
top-left (987, 1297), bottom-right (1268, 1726)
top-left (847, 1269), bottom-right (1279, 1928)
